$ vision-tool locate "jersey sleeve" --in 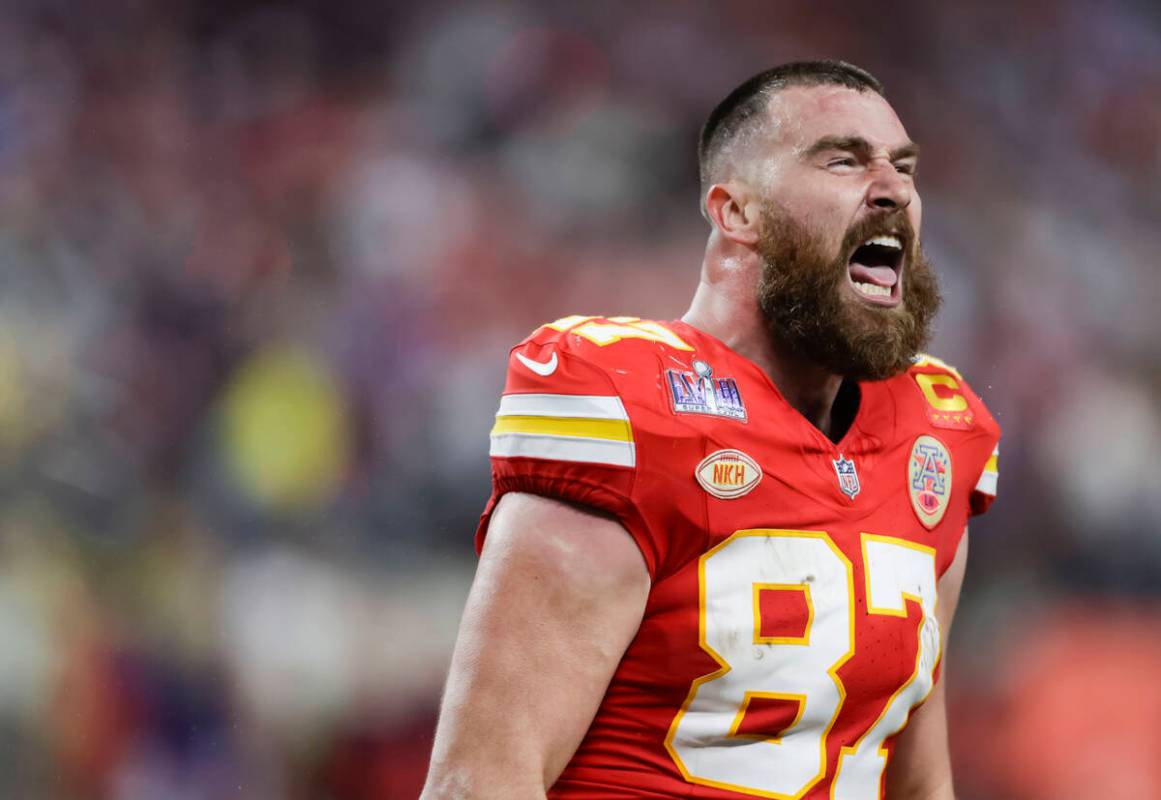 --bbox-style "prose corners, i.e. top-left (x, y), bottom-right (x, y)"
top-left (475, 323), bottom-right (664, 578)
top-left (955, 371), bottom-right (1001, 519)
top-left (970, 442), bottom-right (999, 516)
